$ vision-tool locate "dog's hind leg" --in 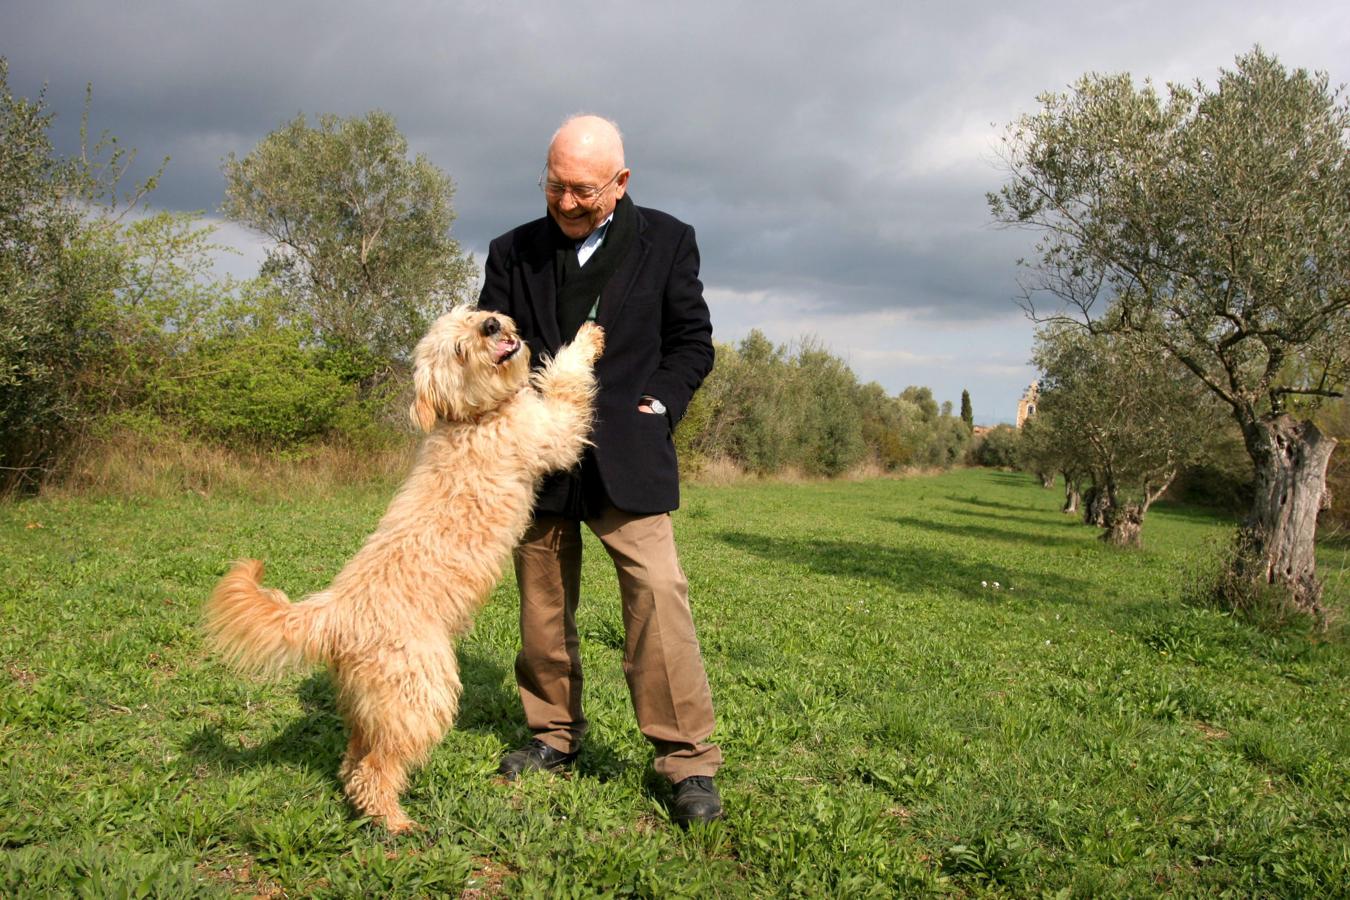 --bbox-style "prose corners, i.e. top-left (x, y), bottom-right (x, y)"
top-left (343, 742), bottom-right (417, 833)
top-left (337, 673), bottom-right (419, 831)
top-left (339, 650), bottom-right (462, 832)
top-left (338, 719), bottom-right (370, 786)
